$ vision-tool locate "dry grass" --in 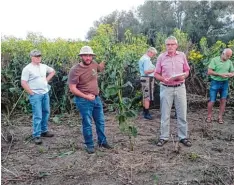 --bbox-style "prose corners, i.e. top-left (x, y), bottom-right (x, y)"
top-left (1, 107), bottom-right (234, 185)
